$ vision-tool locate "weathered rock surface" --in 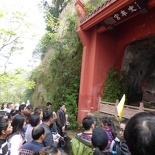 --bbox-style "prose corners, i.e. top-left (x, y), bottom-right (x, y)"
top-left (121, 35), bottom-right (155, 104)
